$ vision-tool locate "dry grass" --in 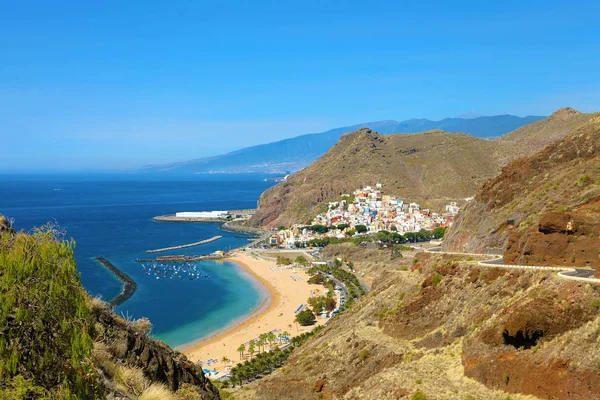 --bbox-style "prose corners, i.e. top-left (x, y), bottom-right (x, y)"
top-left (131, 317), bottom-right (153, 335)
top-left (139, 383), bottom-right (174, 400)
top-left (113, 365), bottom-right (149, 396)
top-left (88, 295), bottom-right (109, 312)
top-left (91, 341), bottom-right (117, 377)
